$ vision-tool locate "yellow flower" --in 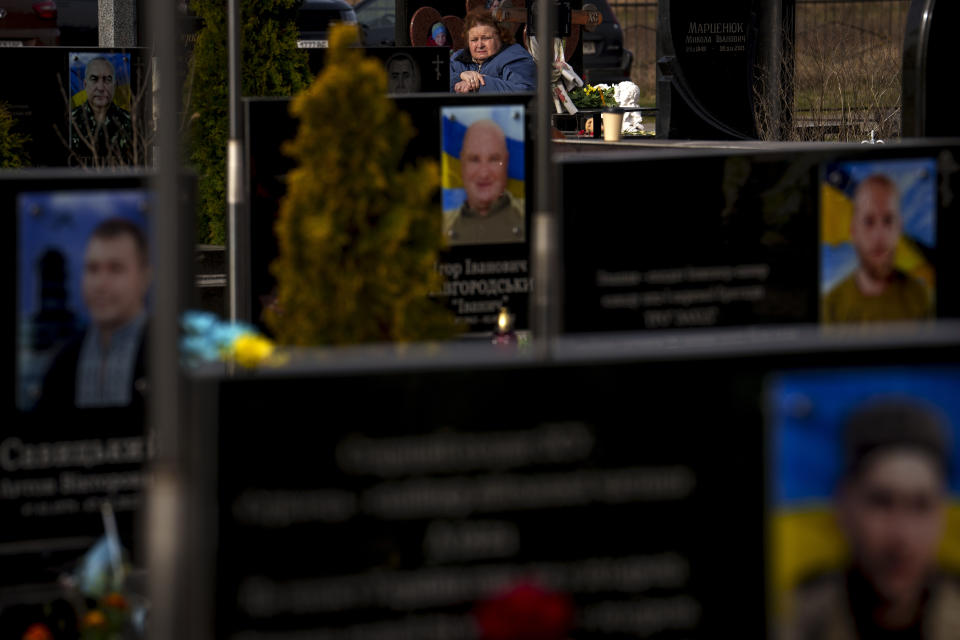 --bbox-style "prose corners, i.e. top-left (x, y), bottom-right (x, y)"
top-left (81, 610), bottom-right (107, 629)
top-left (231, 333), bottom-right (276, 368)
